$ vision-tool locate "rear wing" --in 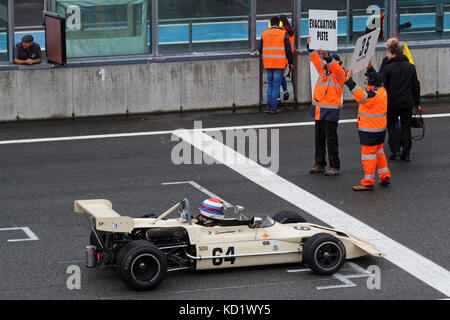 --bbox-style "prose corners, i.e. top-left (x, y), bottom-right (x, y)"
top-left (75, 199), bottom-right (135, 233)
